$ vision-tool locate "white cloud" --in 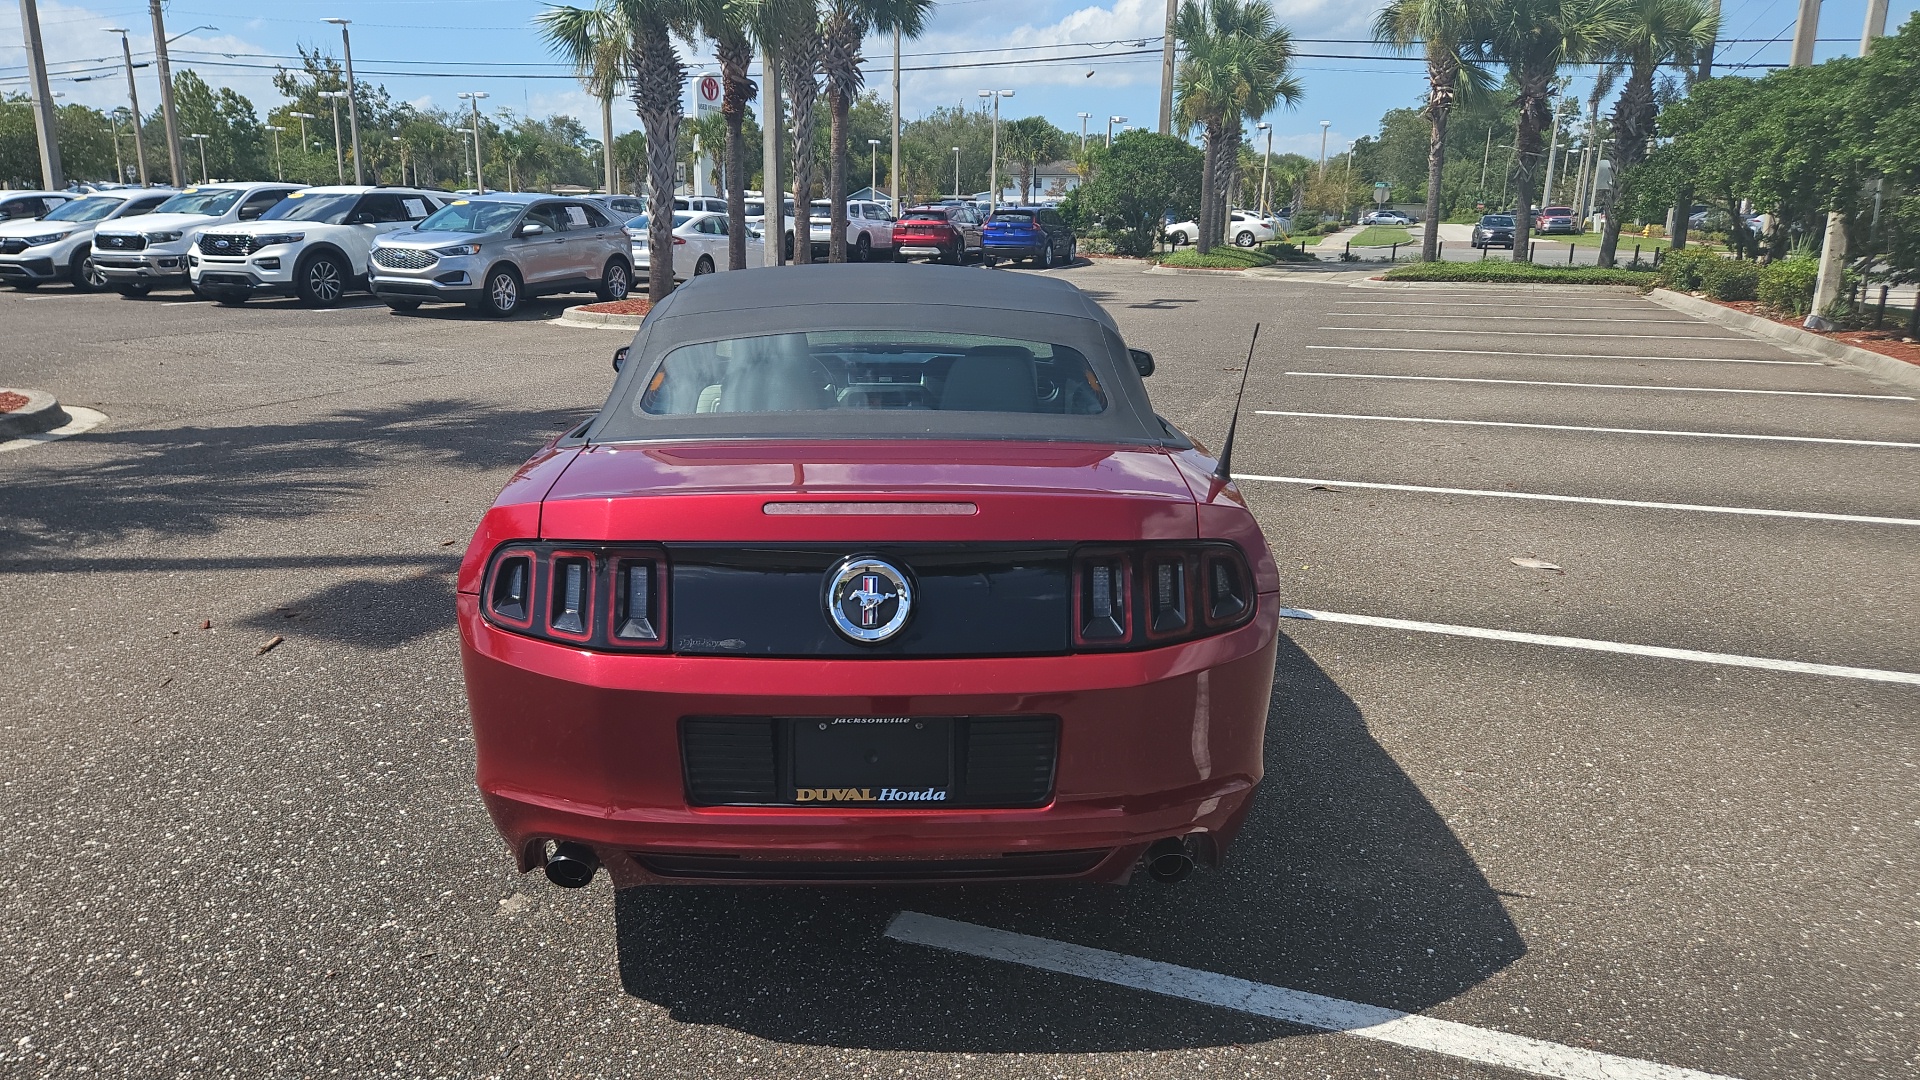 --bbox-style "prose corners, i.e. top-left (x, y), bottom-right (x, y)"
top-left (0, 1), bottom-right (279, 114)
